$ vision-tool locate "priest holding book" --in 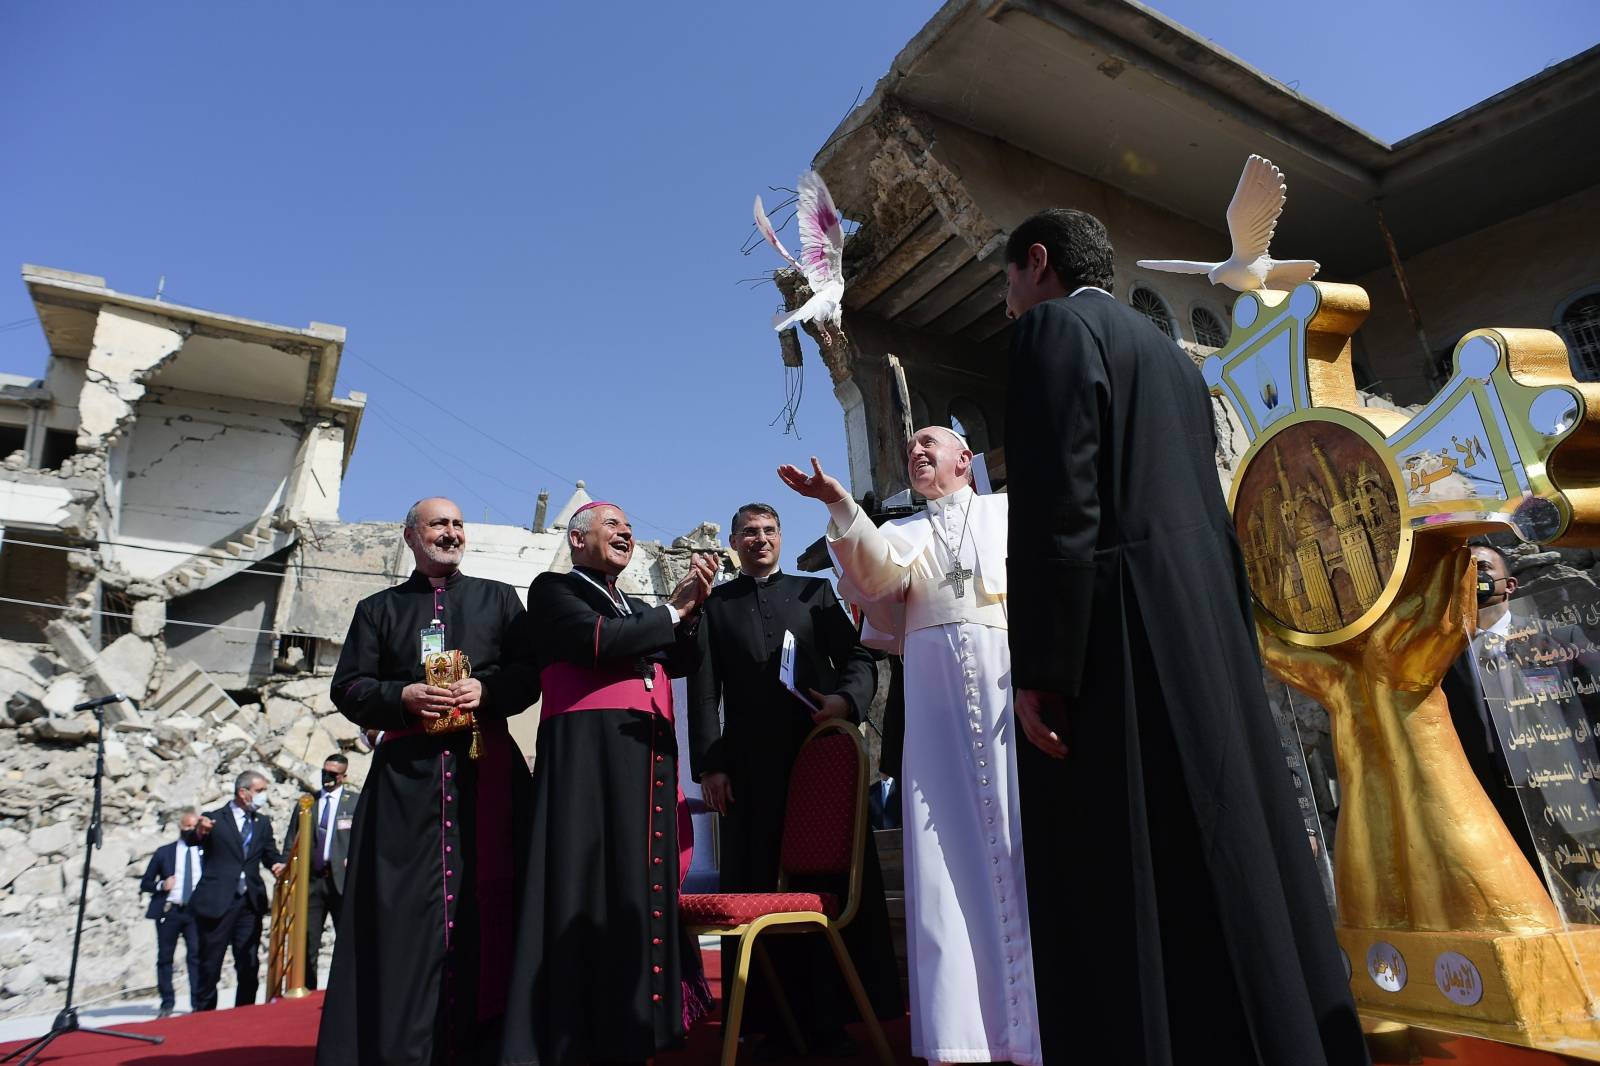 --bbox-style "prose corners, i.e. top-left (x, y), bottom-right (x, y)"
top-left (688, 501), bottom-right (901, 1059)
